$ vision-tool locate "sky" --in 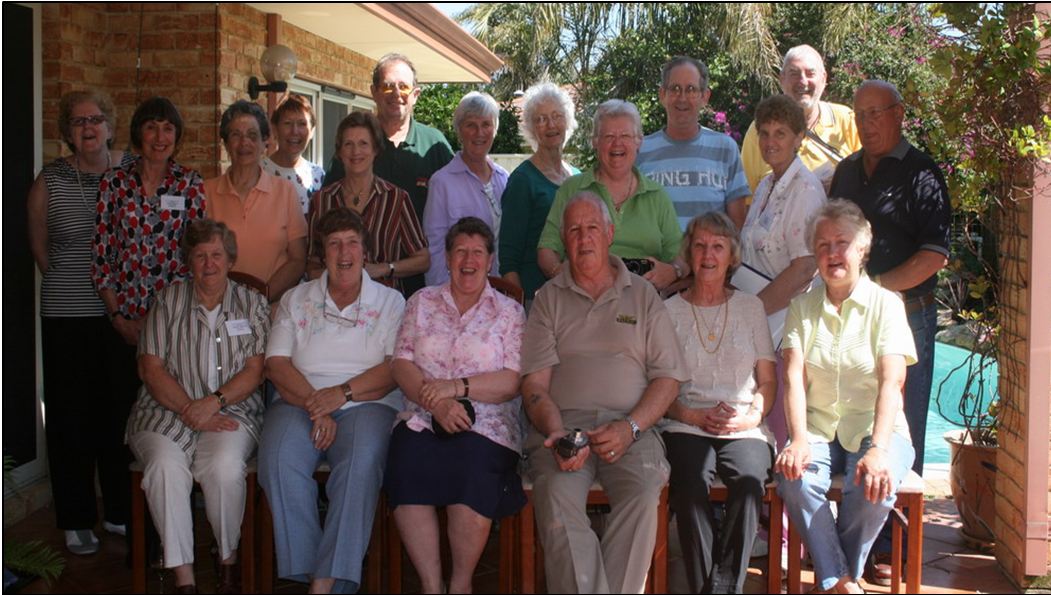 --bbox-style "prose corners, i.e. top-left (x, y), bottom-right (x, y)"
top-left (434, 2), bottom-right (474, 23)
